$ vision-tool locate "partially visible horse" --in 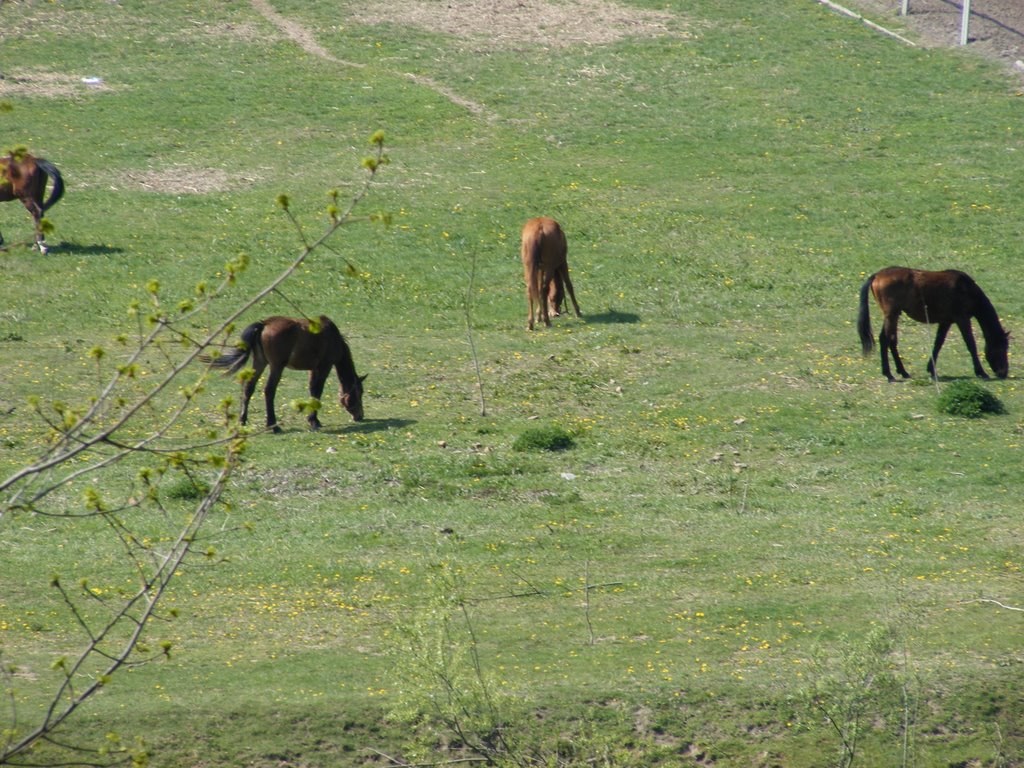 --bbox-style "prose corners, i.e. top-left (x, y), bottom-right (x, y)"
top-left (0, 151), bottom-right (65, 254)
top-left (520, 216), bottom-right (581, 330)
top-left (206, 315), bottom-right (366, 432)
top-left (858, 266), bottom-right (1009, 382)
